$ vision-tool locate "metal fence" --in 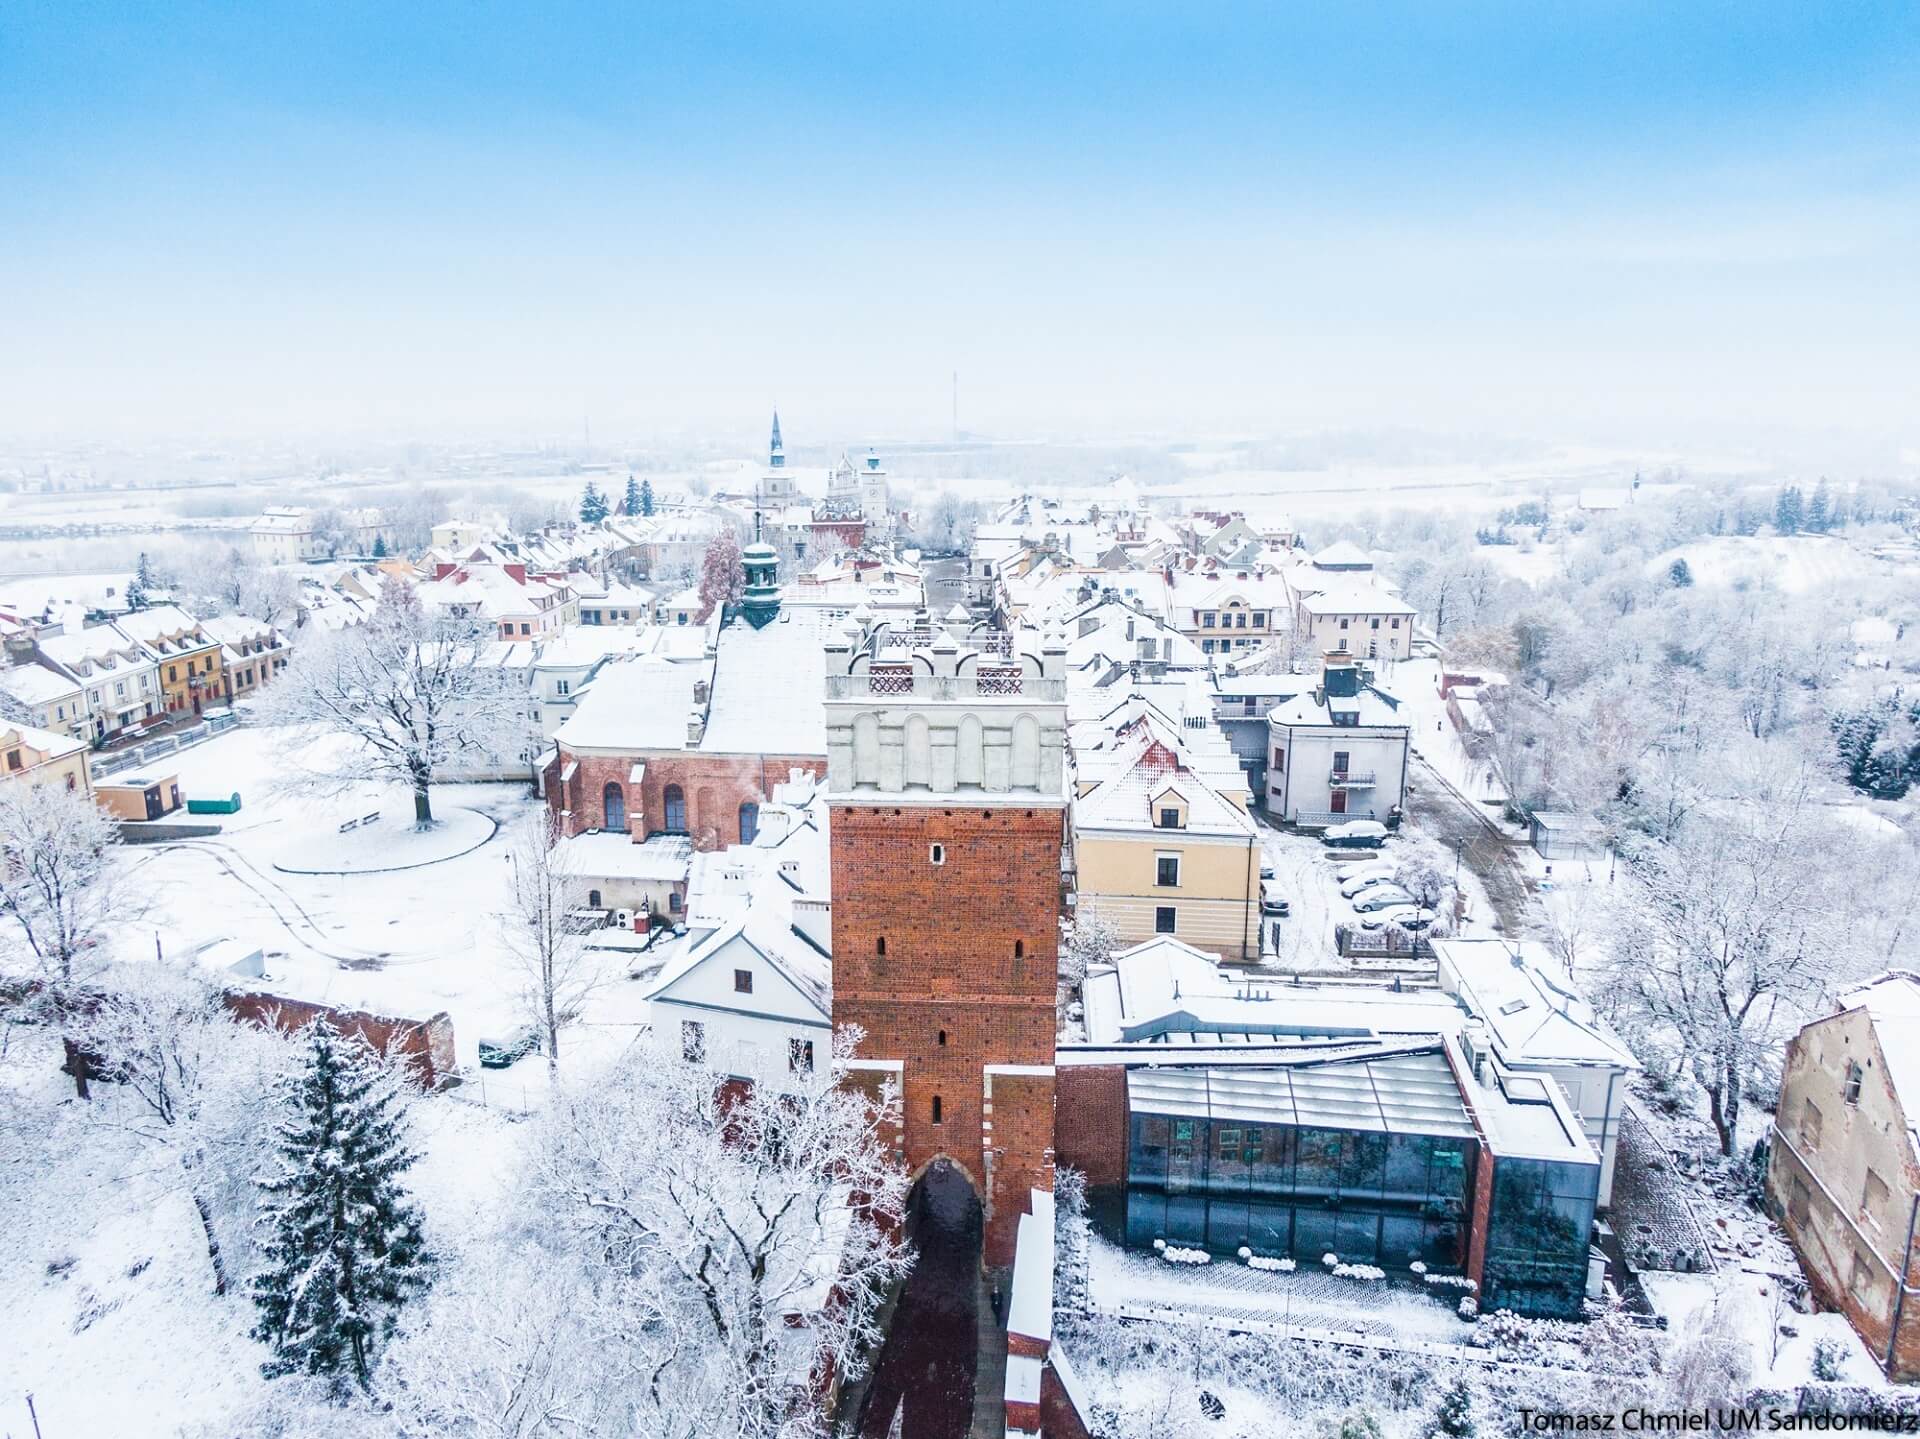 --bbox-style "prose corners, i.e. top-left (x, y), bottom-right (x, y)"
top-left (92, 710), bottom-right (240, 778)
